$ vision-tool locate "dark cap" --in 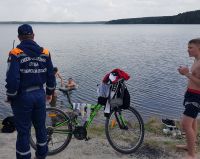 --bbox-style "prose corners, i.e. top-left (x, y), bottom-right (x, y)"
top-left (18, 24), bottom-right (33, 36)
